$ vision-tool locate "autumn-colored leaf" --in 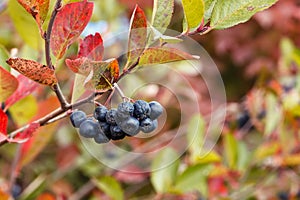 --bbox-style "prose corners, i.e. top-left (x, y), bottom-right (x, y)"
top-left (65, 57), bottom-right (88, 74)
top-left (0, 190), bottom-right (10, 200)
top-left (6, 58), bottom-right (57, 86)
top-left (0, 66), bottom-right (19, 103)
top-left (138, 47), bottom-right (197, 66)
top-left (36, 193), bottom-right (56, 200)
top-left (17, 0), bottom-right (49, 29)
top-left (7, 122), bottom-right (40, 143)
top-left (5, 74), bottom-right (39, 109)
top-left (84, 58), bottom-right (119, 91)
top-left (51, 0), bottom-right (94, 59)
top-left (0, 108), bottom-right (8, 135)
top-left (126, 5), bottom-right (147, 67)
top-left (78, 33), bottom-right (104, 61)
